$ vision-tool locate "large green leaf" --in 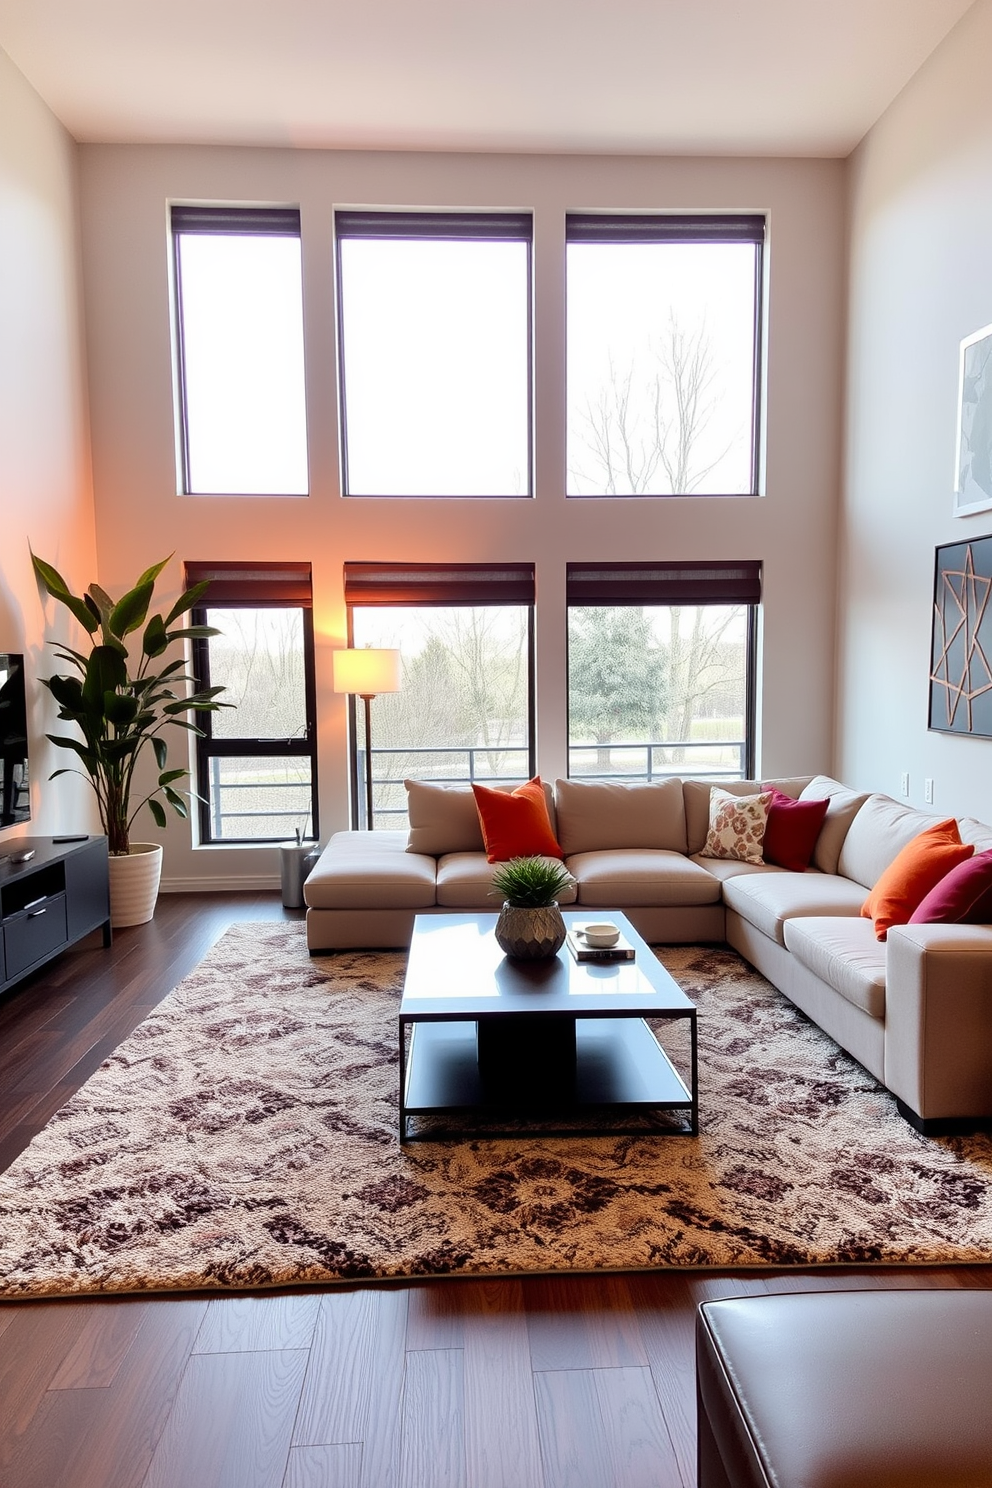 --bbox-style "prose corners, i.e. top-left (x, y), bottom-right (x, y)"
top-left (31, 553), bottom-right (100, 633)
top-left (46, 733), bottom-right (95, 763)
top-left (163, 787), bottom-right (188, 817)
top-left (164, 579), bottom-right (210, 626)
top-left (152, 737), bottom-right (168, 770)
top-left (135, 556), bottom-right (171, 590)
top-left (47, 675), bottom-right (84, 710)
top-left (142, 614), bottom-right (169, 657)
top-left (166, 626), bottom-right (221, 642)
top-left (148, 799), bottom-right (167, 828)
top-left (103, 692), bottom-right (139, 725)
top-left (158, 768), bottom-right (187, 787)
top-left (81, 645), bottom-right (128, 714)
top-left (109, 579), bottom-right (155, 638)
